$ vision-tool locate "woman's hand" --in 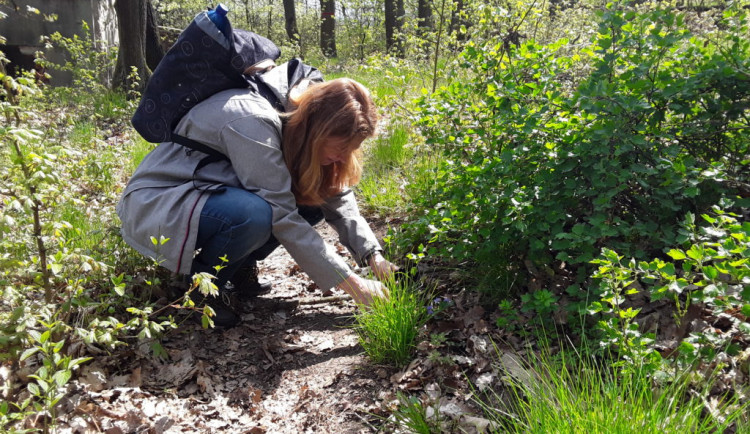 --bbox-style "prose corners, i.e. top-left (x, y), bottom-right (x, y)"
top-left (337, 273), bottom-right (389, 307)
top-left (368, 252), bottom-right (399, 282)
